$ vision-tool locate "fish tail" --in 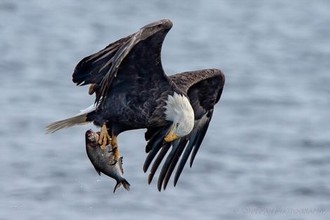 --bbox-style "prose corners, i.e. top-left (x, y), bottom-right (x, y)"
top-left (113, 178), bottom-right (131, 193)
top-left (45, 113), bottom-right (89, 133)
